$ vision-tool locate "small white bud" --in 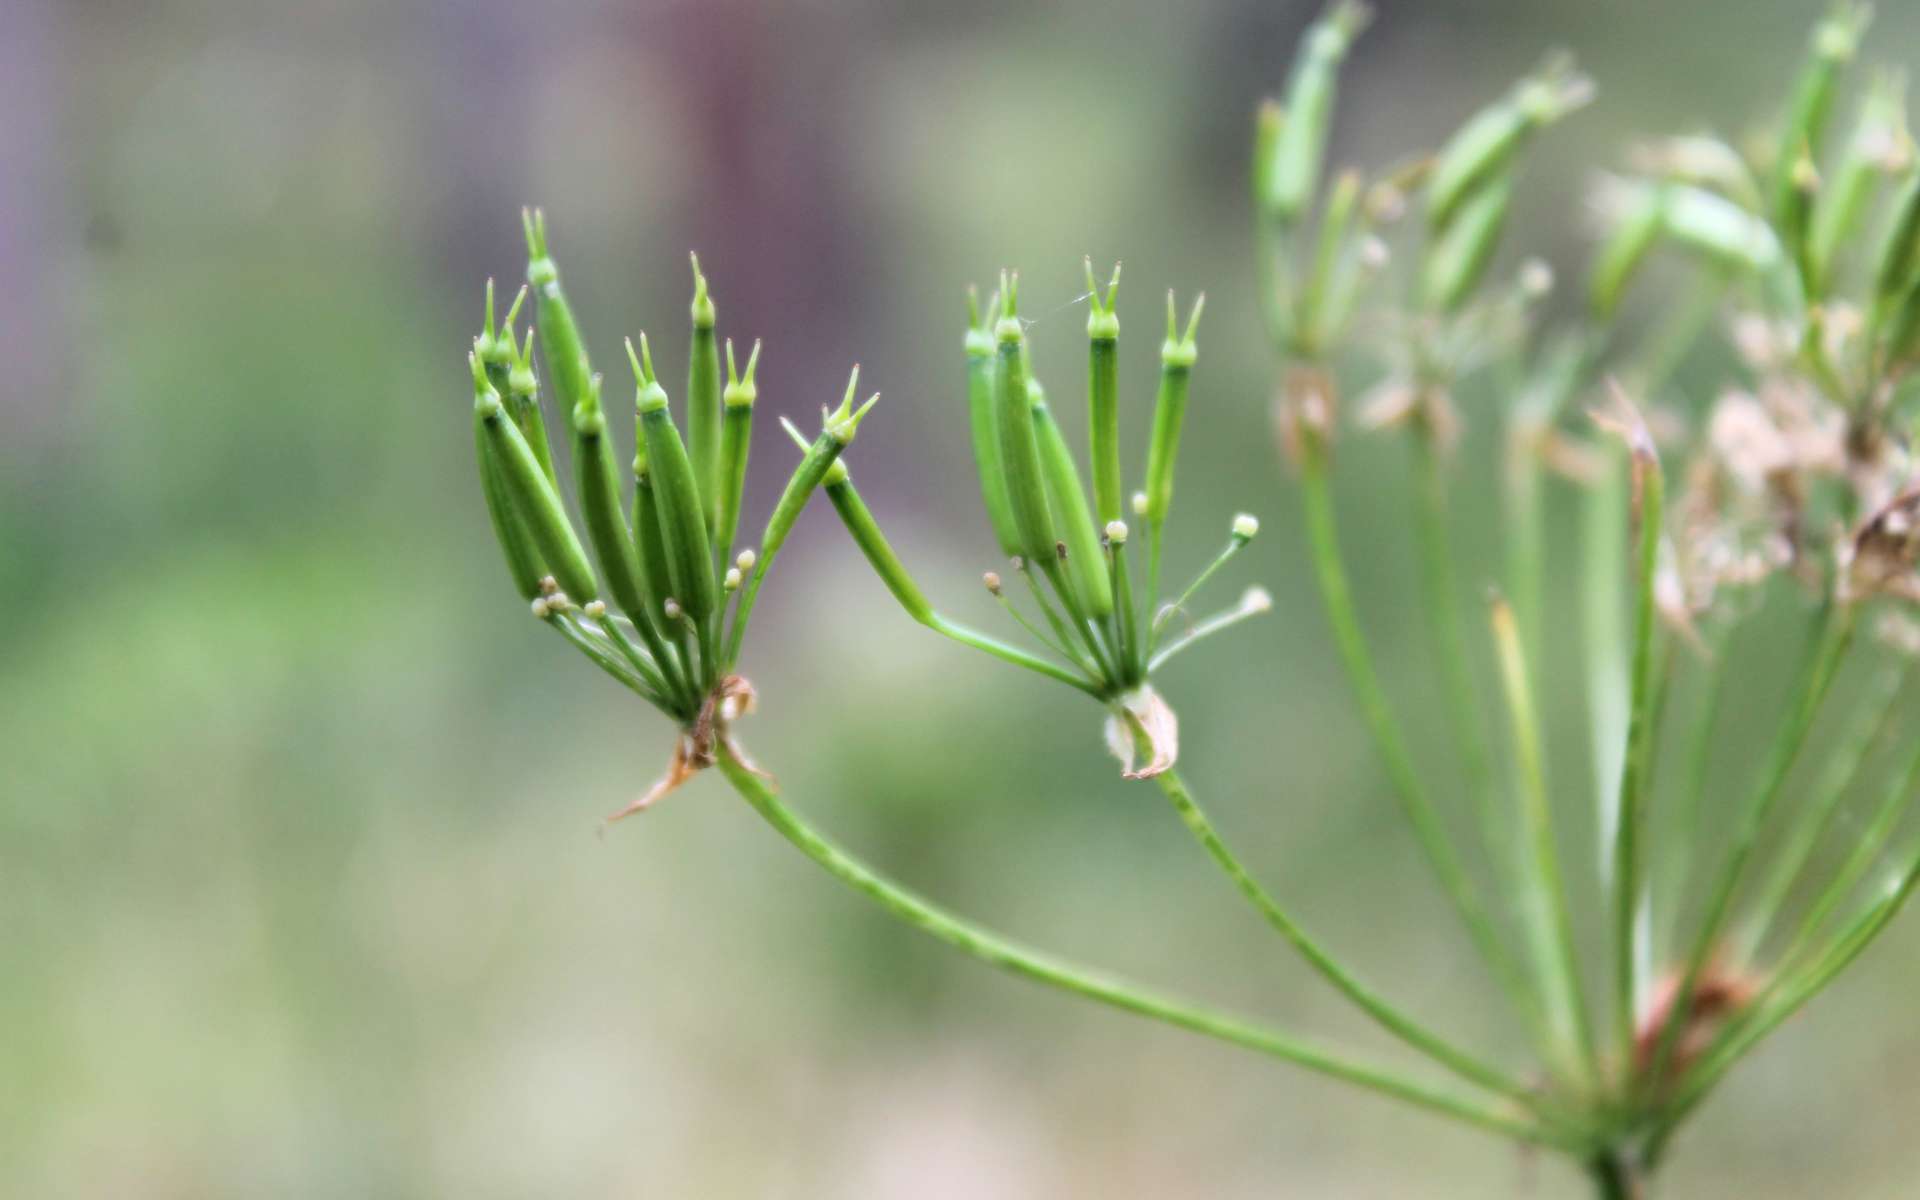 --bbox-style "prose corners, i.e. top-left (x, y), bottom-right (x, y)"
top-left (1240, 586), bottom-right (1273, 614)
top-left (1519, 257), bottom-right (1554, 298)
top-left (1359, 235), bottom-right (1390, 271)
top-left (983, 571), bottom-right (1003, 594)
top-left (1130, 491), bottom-right (1148, 516)
top-left (1231, 513), bottom-right (1260, 540)
top-left (537, 575), bottom-right (560, 597)
top-left (1105, 519), bottom-right (1129, 544)
top-left (547, 592), bottom-right (572, 612)
top-left (735, 549), bottom-right (757, 571)
top-left (663, 597), bottom-right (683, 620)
top-left (530, 597), bottom-right (551, 619)
top-left (724, 566), bottom-right (743, 589)
top-left (1009, 554), bottom-right (1026, 571)
top-left (583, 599), bottom-right (607, 619)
